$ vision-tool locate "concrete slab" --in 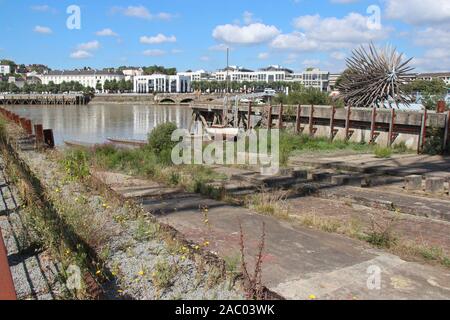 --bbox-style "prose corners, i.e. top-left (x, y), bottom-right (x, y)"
top-left (319, 186), bottom-right (450, 222)
top-left (291, 154), bottom-right (450, 179)
top-left (94, 171), bottom-right (450, 300)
